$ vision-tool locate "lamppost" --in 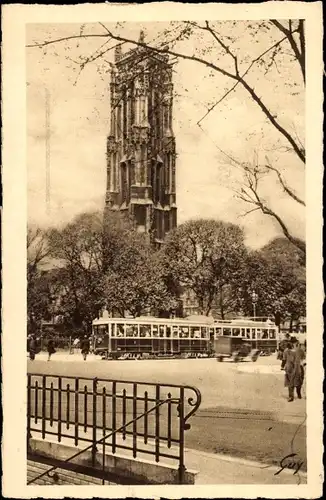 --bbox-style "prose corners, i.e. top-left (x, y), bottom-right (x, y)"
top-left (252, 290), bottom-right (258, 320)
